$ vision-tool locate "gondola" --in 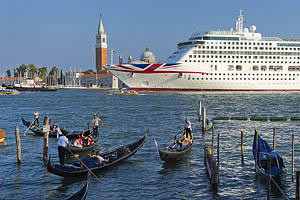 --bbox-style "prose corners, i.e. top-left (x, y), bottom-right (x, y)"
top-left (66, 180), bottom-right (89, 200)
top-left (47, 129), bottom-right (148, 178)
top-left (154, 133), bottom-right (193, 162)
top-left (67, 130), bottom-right (99, 154)
top-left (22, 117), bottom-right (88, 139)
top-left (252, 132), bottom-right (287, 184)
